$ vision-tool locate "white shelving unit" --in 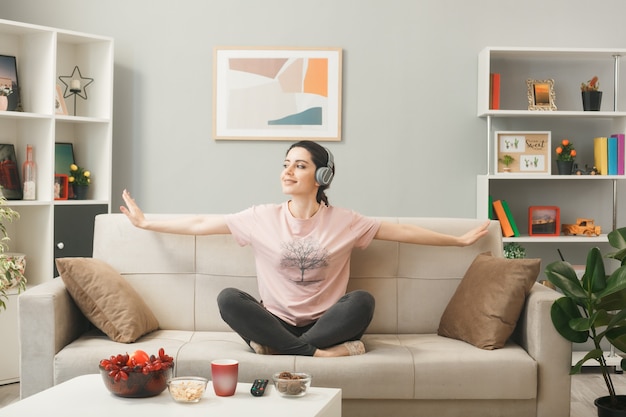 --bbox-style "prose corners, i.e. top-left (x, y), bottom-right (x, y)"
top-left (476, 47), bottom-right (626, 359)
top-left (0, 19), bottom-right (113, 384)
